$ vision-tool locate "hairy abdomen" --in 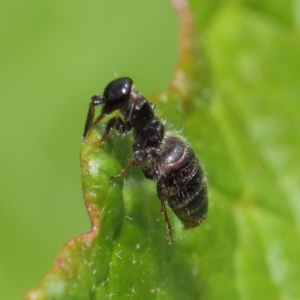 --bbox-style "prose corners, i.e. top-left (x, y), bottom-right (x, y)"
top-left (155, 136), bottom-right (208, 229)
